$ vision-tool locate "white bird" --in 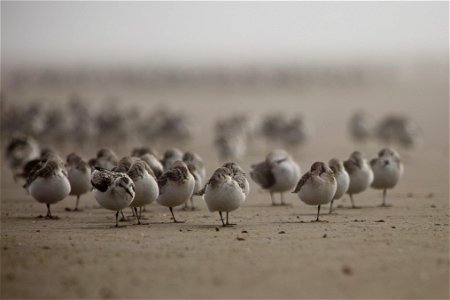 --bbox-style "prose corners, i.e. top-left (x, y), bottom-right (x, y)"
top-left (293, 162), bottom-right (337, 222)
top-left (199, 166), bottom-right (248, 227)
top-left (183, 151), bottom-right (206, 210)
top-left (328, 158), bottom-right (350, 214)
top-left (161, 148), bottom-right (184, 171)
top-left (24, 158), bottom-right (71, 219)
top-left (370, 148), bottom-right (404, 207)
top-left (127, 160), bottom-right (159, 224)
top-left (65, 153), bottom-right (91, 211)
top-left (91, 169), bottom-right (135, 227)
top-left (344, 151), bottom-right (374, 208)
top-left (157, 161), bottom-right (195, 223)
top-left (5, 135), bottom-right (40, 181)
top-left (88, 148), bottom-right (118, 171)
top-left (250, 149), bottom-right (301, 206)
top-left (222, 162), bottom-right (250, 197)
